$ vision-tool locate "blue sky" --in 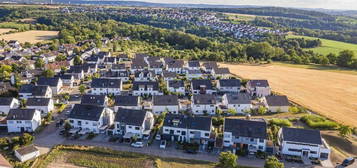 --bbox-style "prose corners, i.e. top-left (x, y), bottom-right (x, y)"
top-left (130, 0), bottom-right (357, 10)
